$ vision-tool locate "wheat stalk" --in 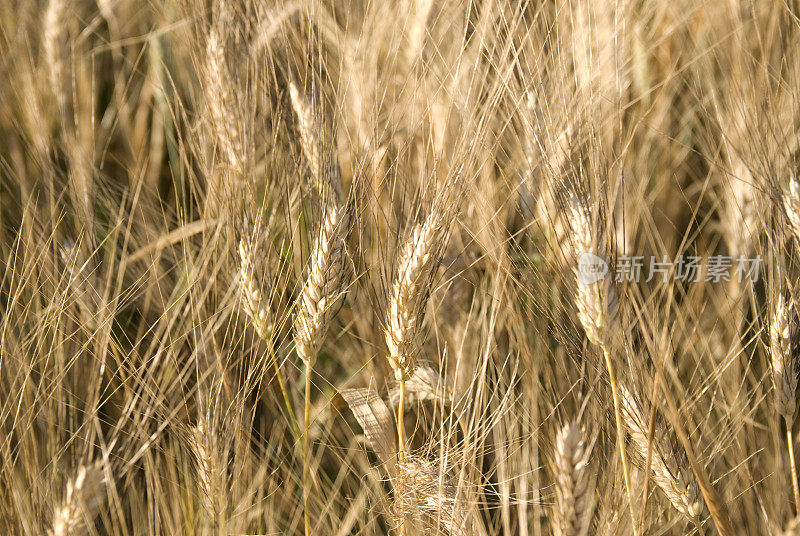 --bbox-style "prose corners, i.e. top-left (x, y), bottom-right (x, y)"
top-left (294, 201), bottom-right (351, 535)
top-left (385, 208), bottom-right (446, 535)
top-left (51, 463), bottom-right (106, 536)
top-left (620, 385), bottom-right (703, 519)
top-left (289, 81), bottom-right (351, 536)
top-left (567, 197), bottom-right (635, 533)
top-left (771, 292), bottom-right (800, 513)
top-left (553, 422), bottom-right (595, 536)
